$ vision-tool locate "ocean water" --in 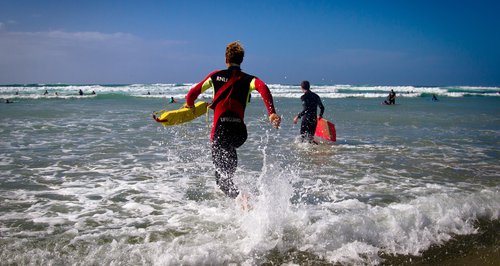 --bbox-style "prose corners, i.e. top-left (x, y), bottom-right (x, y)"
top-left (0, 84), bottom-right (499, 265)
